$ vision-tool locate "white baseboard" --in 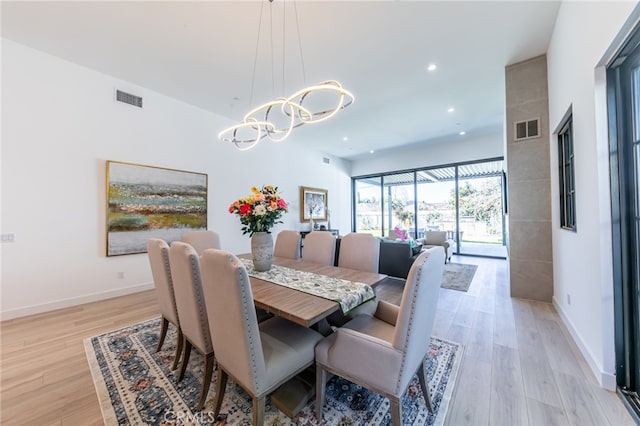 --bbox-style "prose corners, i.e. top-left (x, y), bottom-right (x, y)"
top-left (0, 282), bottom-right (154, 321)
top-left (552, 296), bottom-right (616, 391)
